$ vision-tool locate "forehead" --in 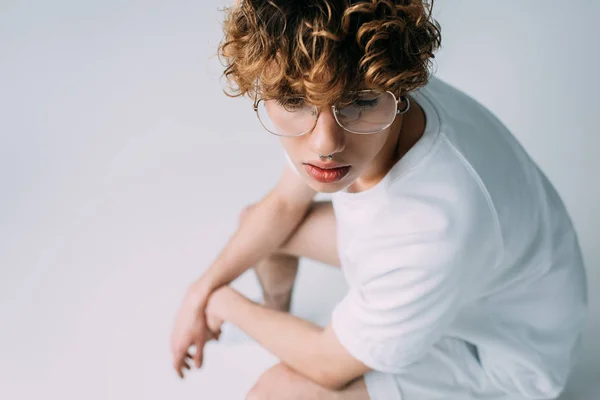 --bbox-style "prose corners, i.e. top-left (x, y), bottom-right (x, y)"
top-left (262, 79), bottom-right (371, 97)
top-left (257, 56), bottom-right (373, 106)
top-left (280, 85), bottom-right (381, 101)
